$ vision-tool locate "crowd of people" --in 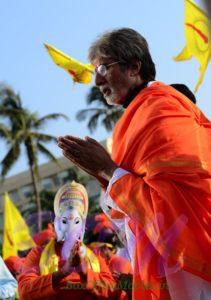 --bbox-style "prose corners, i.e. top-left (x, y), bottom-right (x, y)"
top-left (1, 181), bottom-right (132, 299)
